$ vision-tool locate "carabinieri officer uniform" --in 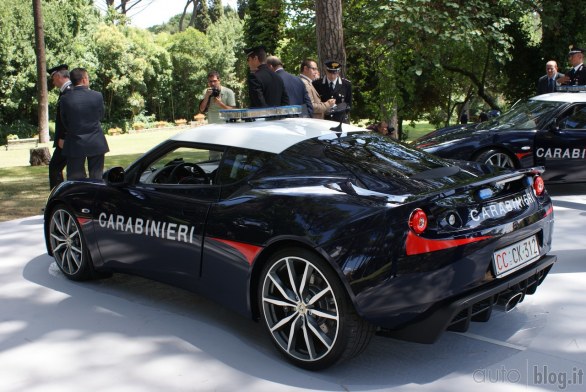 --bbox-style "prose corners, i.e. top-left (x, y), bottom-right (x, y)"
top-left (562, 47), bottom-right (586, 86)
top-left (313, 60), bottom-right (352, 123)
